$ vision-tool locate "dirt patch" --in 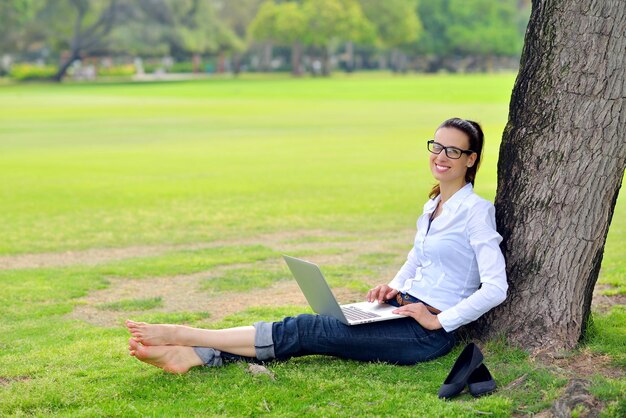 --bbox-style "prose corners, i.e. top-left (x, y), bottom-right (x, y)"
top-left (517, 351), bottom-right (622, 418)
top-left (70, 275), bottom-right (367, 328)
top-left (545, 349), bottom-right (625, 380)
top-left (65, 227), bottom-right (622, 333)
top-left (592, 284), bottom-right (626, 314)
top-left (0, 376), bottom-right (31, 386)
top-left (0, 229), bottom-right (378, 270)
top-left (68, 234), bottom-right (407, 328)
